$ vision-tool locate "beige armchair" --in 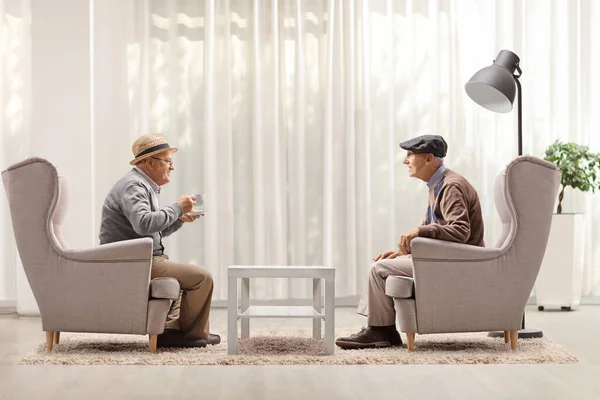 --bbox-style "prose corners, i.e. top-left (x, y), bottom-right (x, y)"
top-left (2, 157), bottom-right (180, 353)
top-left (385, 156), bottom-right (561, 351)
